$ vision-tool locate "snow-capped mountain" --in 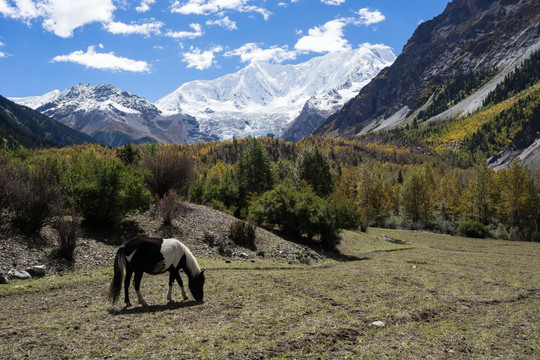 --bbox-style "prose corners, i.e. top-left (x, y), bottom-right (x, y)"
top-left (11, 84), bottom-right (212, 146)
top-left (155, 44), bottom-right (396, 141)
